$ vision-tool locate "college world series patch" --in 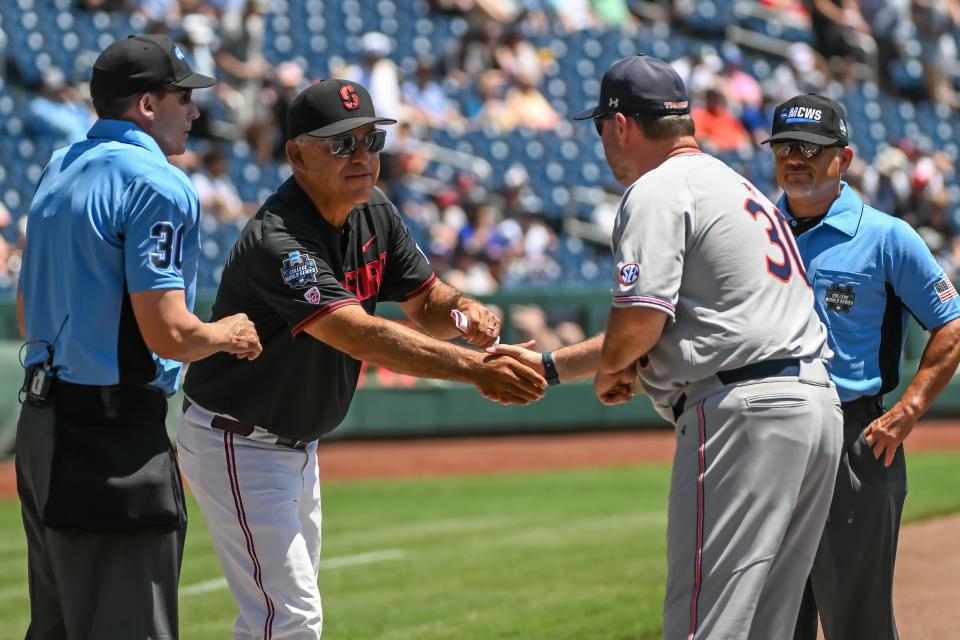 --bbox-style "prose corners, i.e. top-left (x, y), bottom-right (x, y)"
top-left (281, 251), bottom-right (319, 288)
top-left (824, 283), bottom-right (855, 313)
